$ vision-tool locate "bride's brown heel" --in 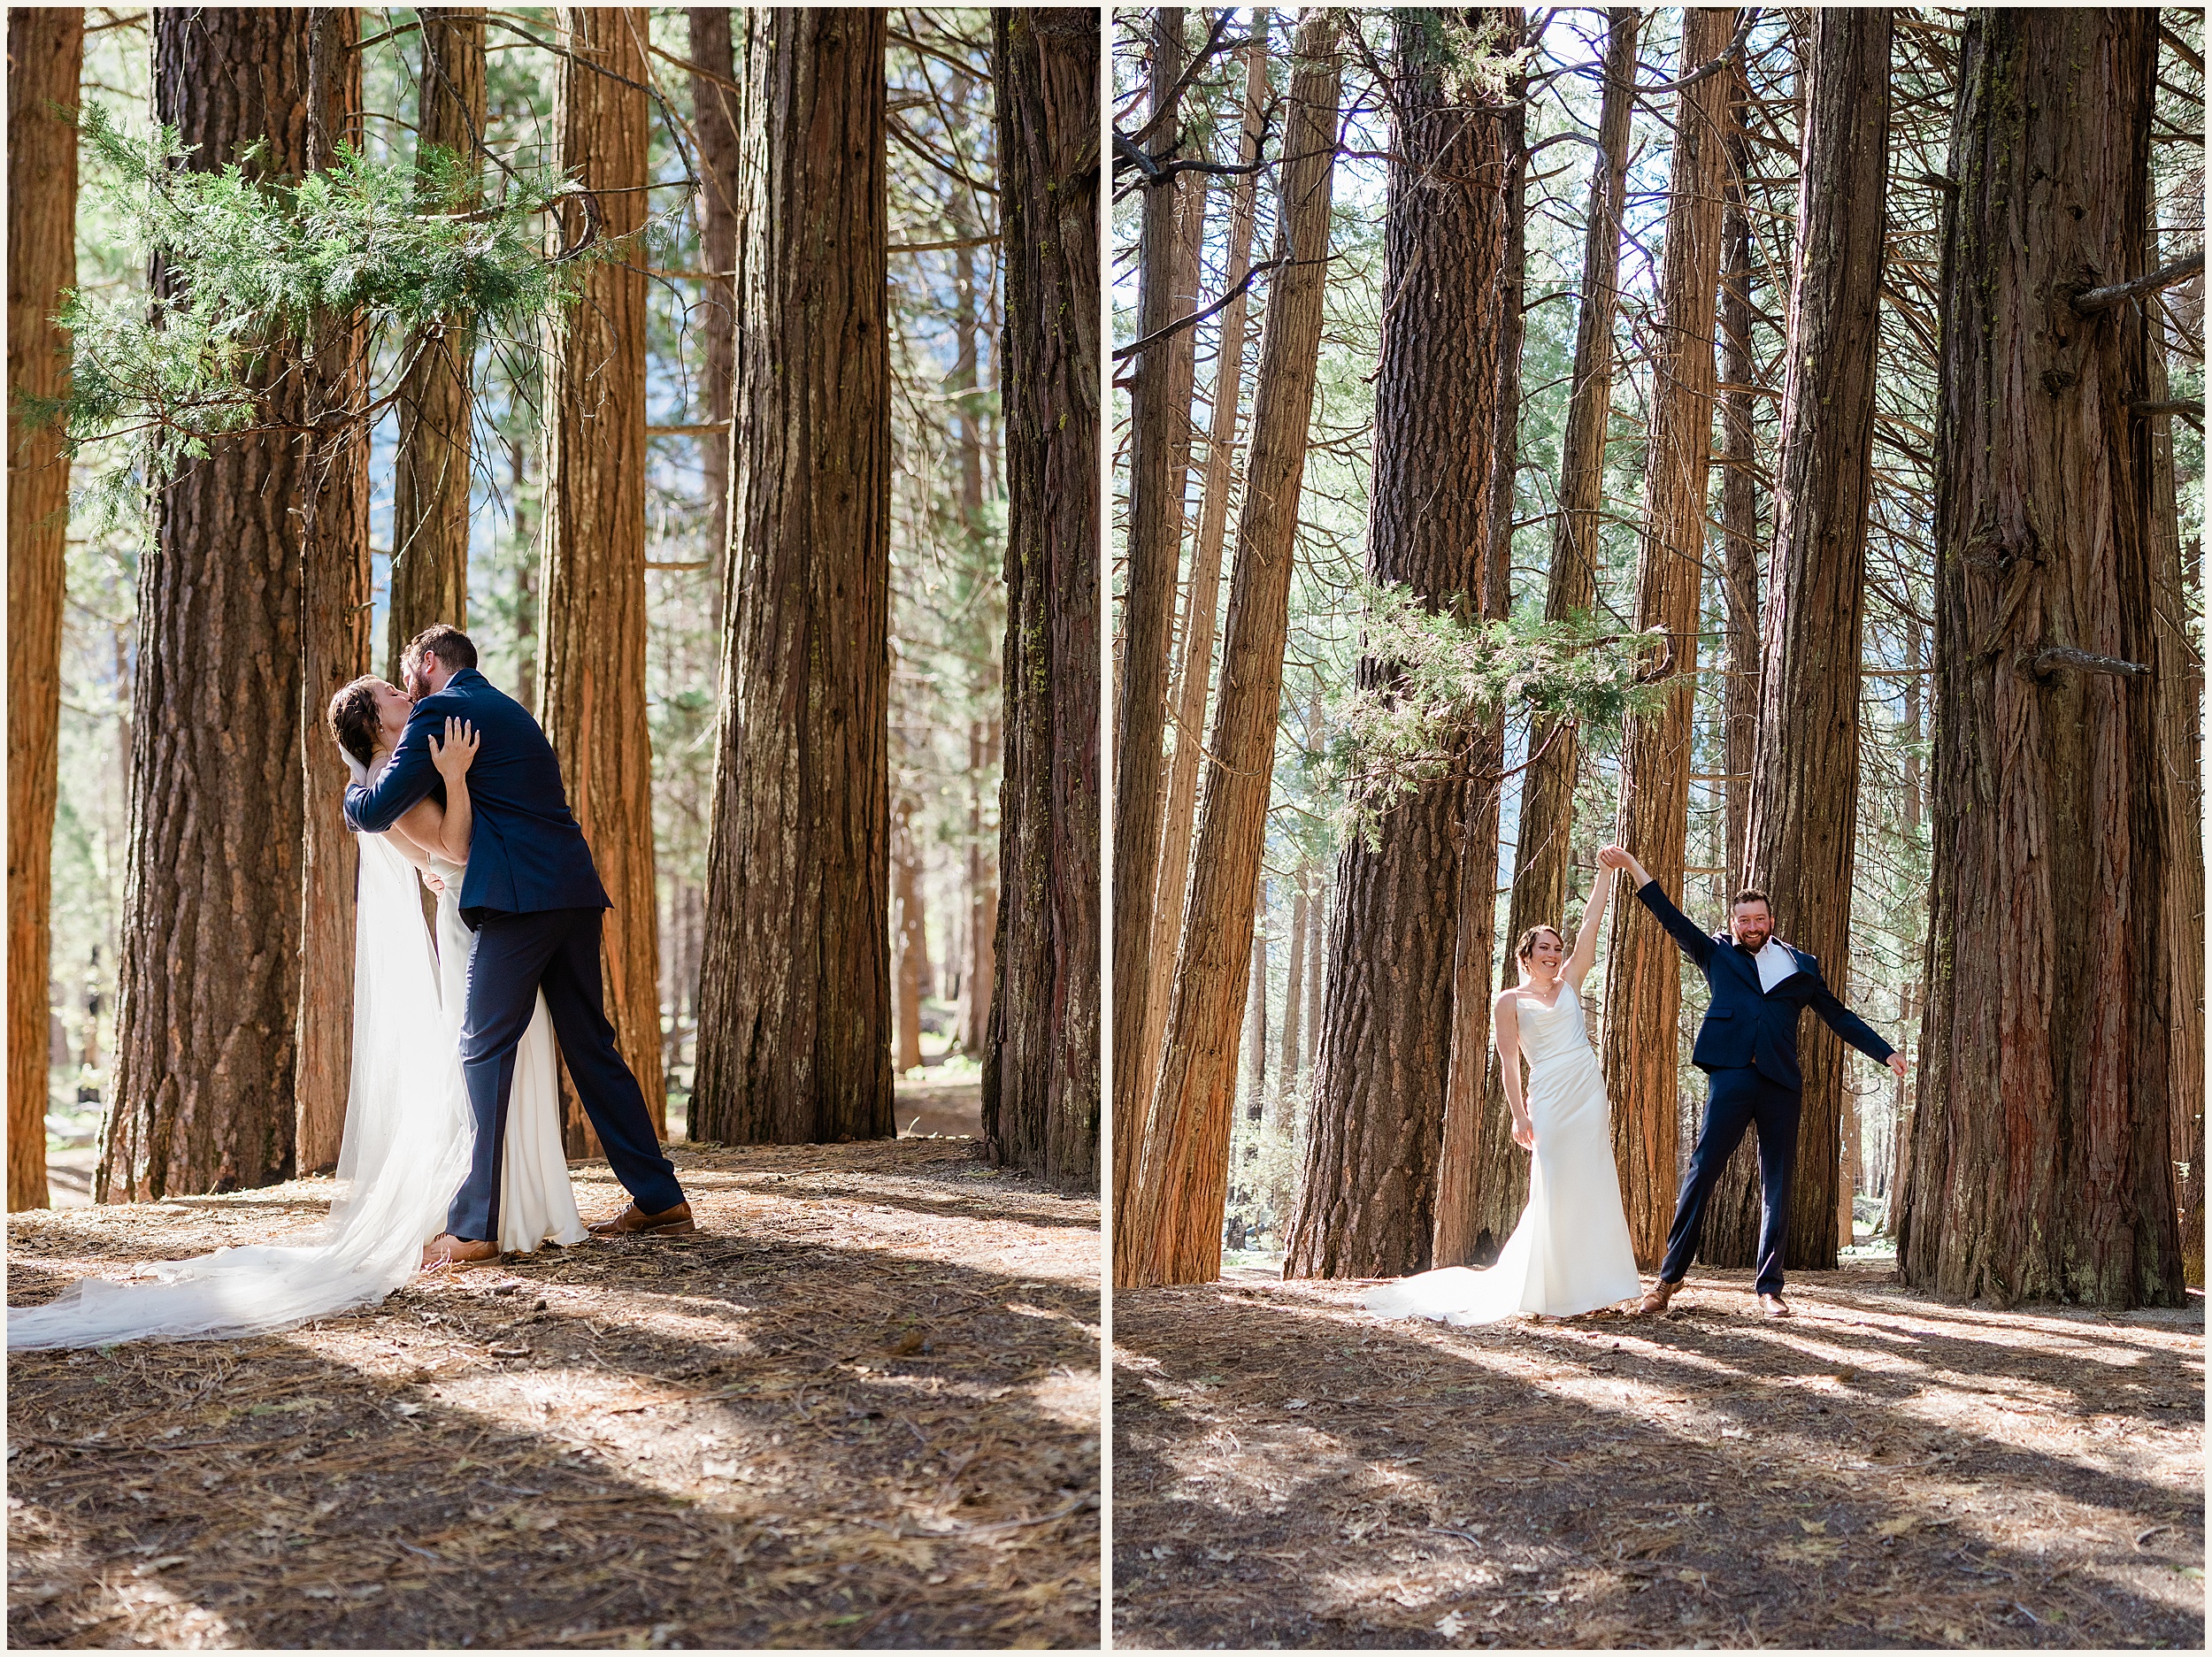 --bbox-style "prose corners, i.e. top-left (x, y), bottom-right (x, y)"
top-left (1632, 1277), bottom-right (1679, 1316)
